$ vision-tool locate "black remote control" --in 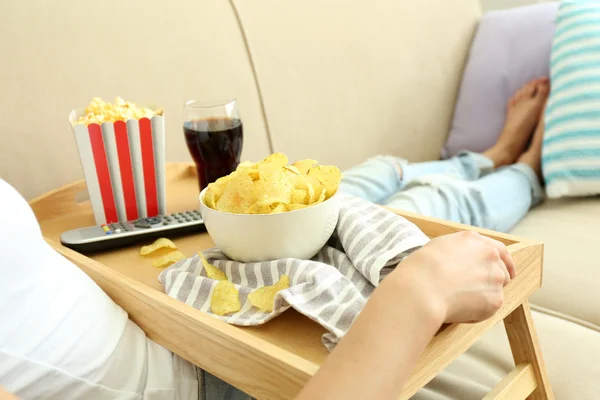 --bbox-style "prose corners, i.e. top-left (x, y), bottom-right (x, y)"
top-left (60, 210), bottom-right (206, 253)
